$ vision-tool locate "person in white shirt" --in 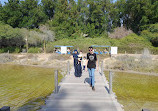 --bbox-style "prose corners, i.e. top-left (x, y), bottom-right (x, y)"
top-left (82, 56), bottom-right (86, 71)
